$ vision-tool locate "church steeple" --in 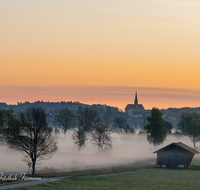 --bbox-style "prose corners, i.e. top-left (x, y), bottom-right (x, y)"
top-left (125, 91), bottom-right (145, 112)
top-left (134, 91), bottom-right (138, 106)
